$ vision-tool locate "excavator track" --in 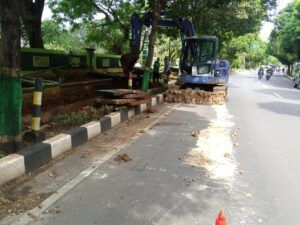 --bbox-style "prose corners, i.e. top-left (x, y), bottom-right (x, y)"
top-left (165, 85), bottom-right (227, 105)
